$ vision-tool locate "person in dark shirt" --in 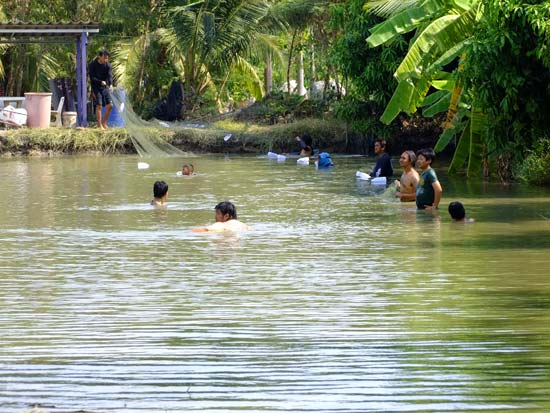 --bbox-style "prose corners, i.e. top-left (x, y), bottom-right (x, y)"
top-left (371, 139), bottom-right (393, 178)
top-left (415, 148), bottom-right (442, 210)
top-left (296, 133), bottom-right (313, 157)
top-left (89, 49), bottom-right (113, 130)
